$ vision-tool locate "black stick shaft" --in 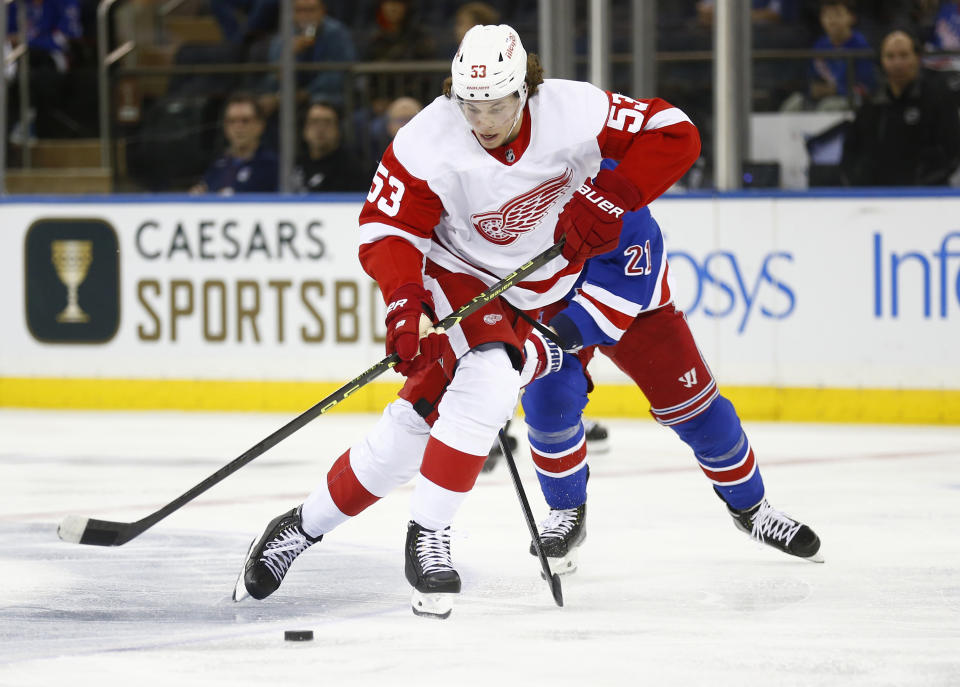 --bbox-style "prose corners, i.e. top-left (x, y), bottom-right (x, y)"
top-left (66, 241), bottom-right (565, 546)
top-left (498, 429), bottom-right (564, 607)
